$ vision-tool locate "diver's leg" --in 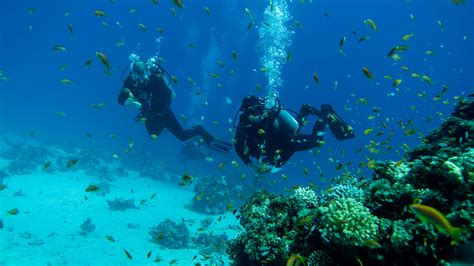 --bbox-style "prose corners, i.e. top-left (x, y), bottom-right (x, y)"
top-left (296, 104), bottom-right (322, 133)
top-left (321, 104), bottom-right (355, 140)
top-left (145, 116), bottom-right (165, 139)
top-left (164, 110), bottom-right (201, 141)
top-left (292, 107), bottom-right (328, 151)
top-left (292, 133), bottom-right (323, 151)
